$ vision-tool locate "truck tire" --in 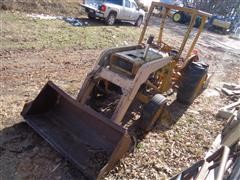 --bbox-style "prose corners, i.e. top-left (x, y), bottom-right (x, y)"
top-left (88, 13), bottom-right (96, 19)
top-left (139, 94), bottom-right (166, 132)
top-left (106, 12), bottom-right (116, 25)
top-left (135, 16), bottom-right (143, 27)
